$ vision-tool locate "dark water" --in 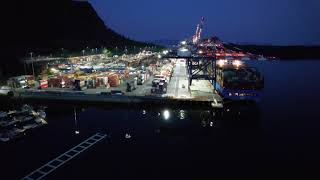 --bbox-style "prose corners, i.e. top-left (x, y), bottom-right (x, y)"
top-left (1, 60), bottom-right (320, 179)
